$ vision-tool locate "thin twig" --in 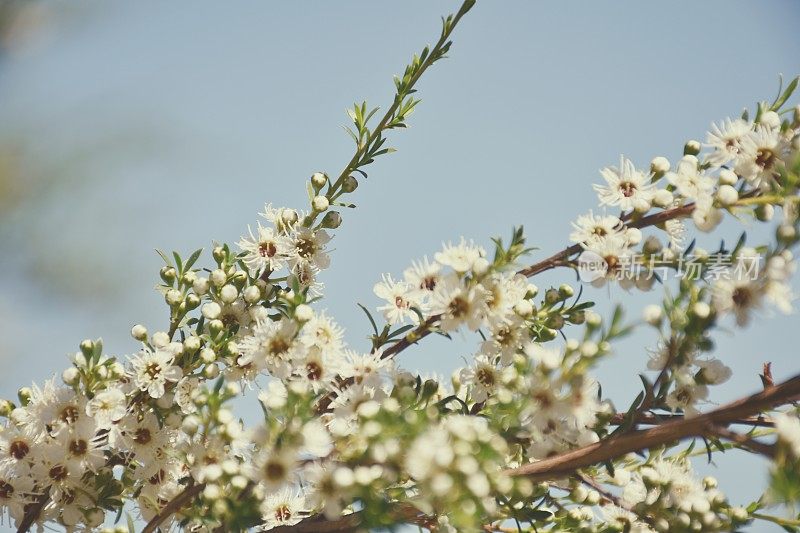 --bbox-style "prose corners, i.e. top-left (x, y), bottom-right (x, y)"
top-left (141, 481), bottom-right (205, 533)
top-left (507, 372), bottom-right (800, 481)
